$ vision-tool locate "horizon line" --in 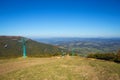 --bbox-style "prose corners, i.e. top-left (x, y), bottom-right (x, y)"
top-left (1, 35), bottom-right (120, 39)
